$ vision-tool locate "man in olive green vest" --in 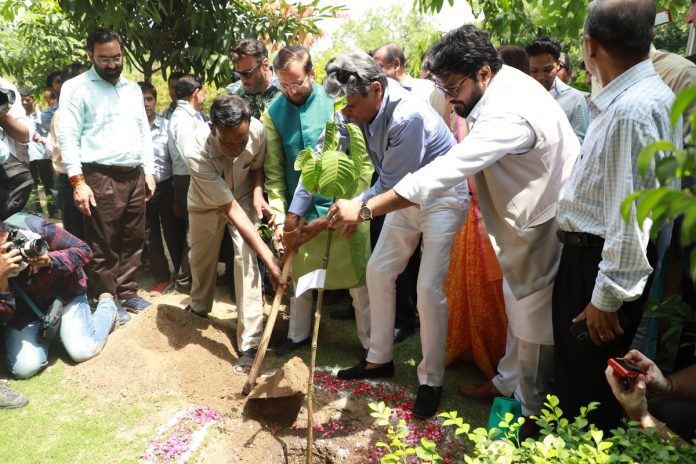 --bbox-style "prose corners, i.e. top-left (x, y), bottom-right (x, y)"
top-left (261, 46), bottom-right (372, 356)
